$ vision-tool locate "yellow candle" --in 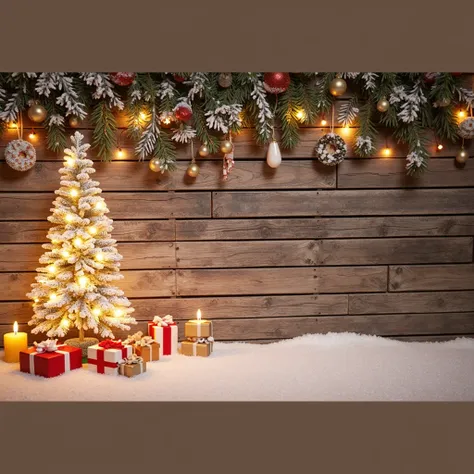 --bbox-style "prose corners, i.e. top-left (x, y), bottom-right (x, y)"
top-left (3, 321), bottom-right (28, 363)
top-left (184, 309), bottom-right (213, 339)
